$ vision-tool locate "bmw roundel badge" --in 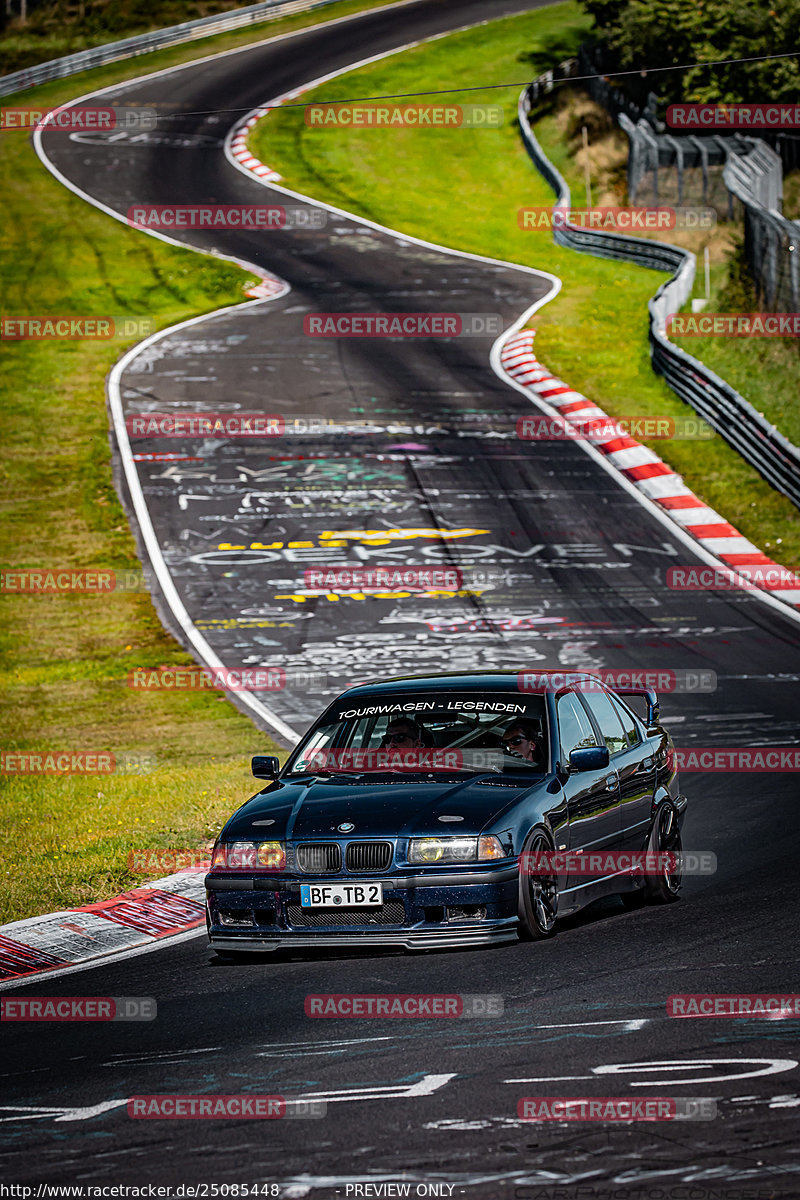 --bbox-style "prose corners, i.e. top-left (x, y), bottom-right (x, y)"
top-left (337, 822), bottom-right (355, 832)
